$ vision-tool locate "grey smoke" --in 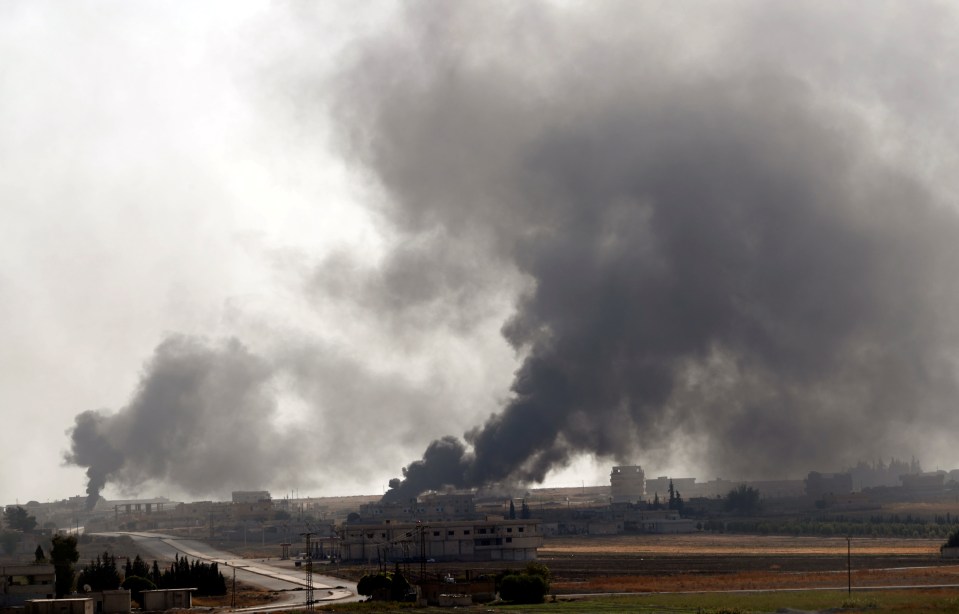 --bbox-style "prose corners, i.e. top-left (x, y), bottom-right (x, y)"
top-left (63, 2), bottom-right (959, 503)
top-left (308, 3), bottom-right (959, 500)
top-left (65, 335), bottom-right (300, 506)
